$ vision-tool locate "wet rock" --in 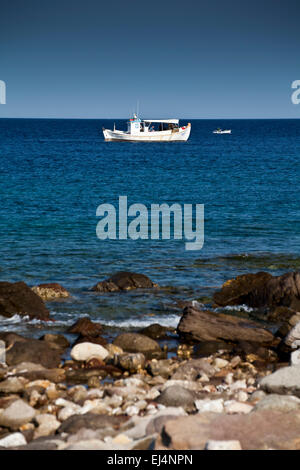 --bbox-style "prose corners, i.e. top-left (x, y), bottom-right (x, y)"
top-left (213, 271), bottom-right (300, 310)
top-left (0, 281), bottom-right (49, 320)
top-left (232, 341), bottom-right (271, 361)
top-left (113, 333), bottom-right (162, 359)
top-left (115, 353), bottom-right (146, 373)
top-left (259, 365), bottom-right (300, 397)
top-left (74, 335), bottom-right (107, 347)
top-left (0, 399), bottom-right (36, 430)
top-left (253, 394), bottom-right (300, 412)
top-left (15, 368), bottom-right (66, 383)
top-left (70, 342), bottom-right (109, 362)
top-left (267, 306), bottom-right (296, 323)
top-left (68, 317), bottom-right (104, 337)
top-left (178, 306), bottom-right (274, 344)
top-left (31, 283), bottom-right (70, 301)
top-left (58, 413), bottom-right (129, 434)
top-left (155, 410), bottom-right (300, 450)
top-left (91, 271), bottom-right (158, 292)
top-left (139, 324), bottom-right (171, 340)
top-left (41, 334), bottom-right (70, 351)
top-left (155, 385), bottom-right (195, 410)
top-left (5, 338), bottom-right (61, 368)
top-left (65, 368), bottom-right (107, 384)
top-left (0, 332), bottom-right (27, 348)
top-left (193, 341), bottom-right (232, 357)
